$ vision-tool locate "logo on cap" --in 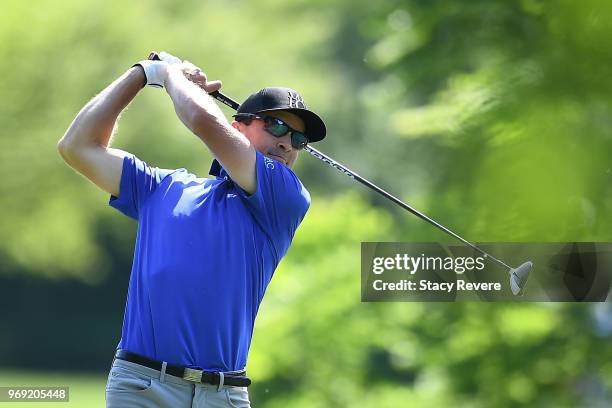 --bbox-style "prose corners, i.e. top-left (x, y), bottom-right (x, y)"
top-left (288, 91), bottom-right (305, 109)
